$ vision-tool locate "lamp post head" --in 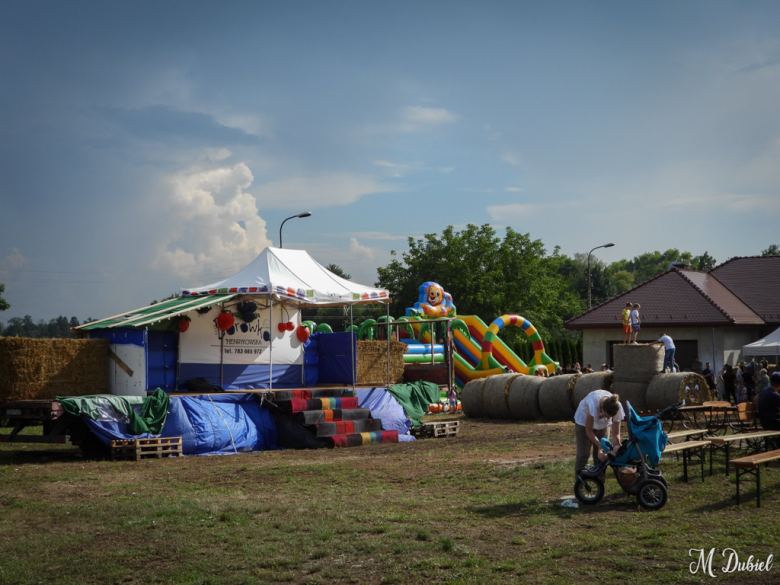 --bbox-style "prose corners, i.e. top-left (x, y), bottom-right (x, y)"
top-left (604, 242), bottom-right (615, 248)
top-left (297, 212), bottom-right (312, 218)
